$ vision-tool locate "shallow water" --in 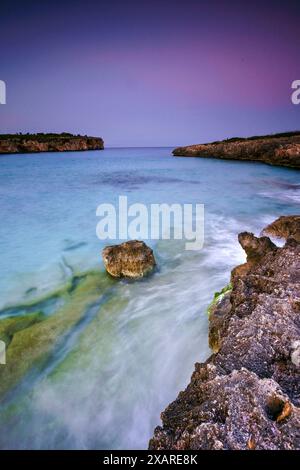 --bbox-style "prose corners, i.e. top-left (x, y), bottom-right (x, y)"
top-left (0, 148), bottom-right (299, 449)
